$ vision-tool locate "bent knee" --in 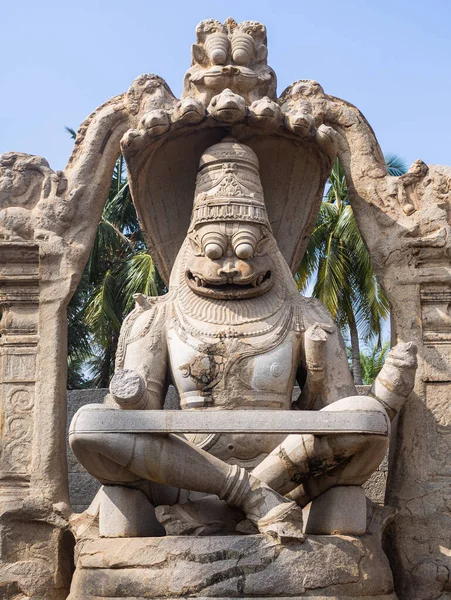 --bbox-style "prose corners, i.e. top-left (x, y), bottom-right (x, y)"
top-left (323, 394), bottom-right (388, 416)
top-left (69, 404), bottom-right (116, 456)
top-left (69, 430), bottom-right (100, 460)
